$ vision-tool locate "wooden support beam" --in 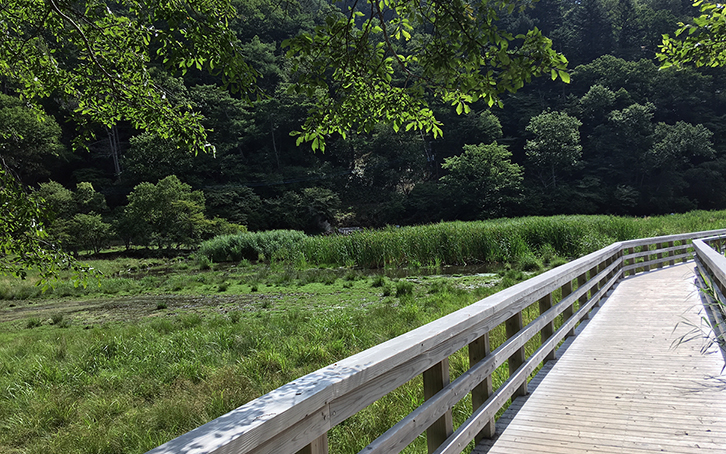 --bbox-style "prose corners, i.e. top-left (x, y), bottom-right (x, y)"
top-left (657, 242), bottom-right (664, 268)
top-left (469, 334), bottom-right (495, 442)
top-left (643, 245), bottom-right (651, 272)
top-left (668, 241), bottom-right (675, 266)
top-left (296, 434), bottom-right (328, 454)
top-left (539, 292), bottom-right (555, 362)
top-left (423, 359), bottom-right (453, 454)
top-left (627, 247), bottom-right (634, 276)
top-left (505, 311), bottom-right (527, 399)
